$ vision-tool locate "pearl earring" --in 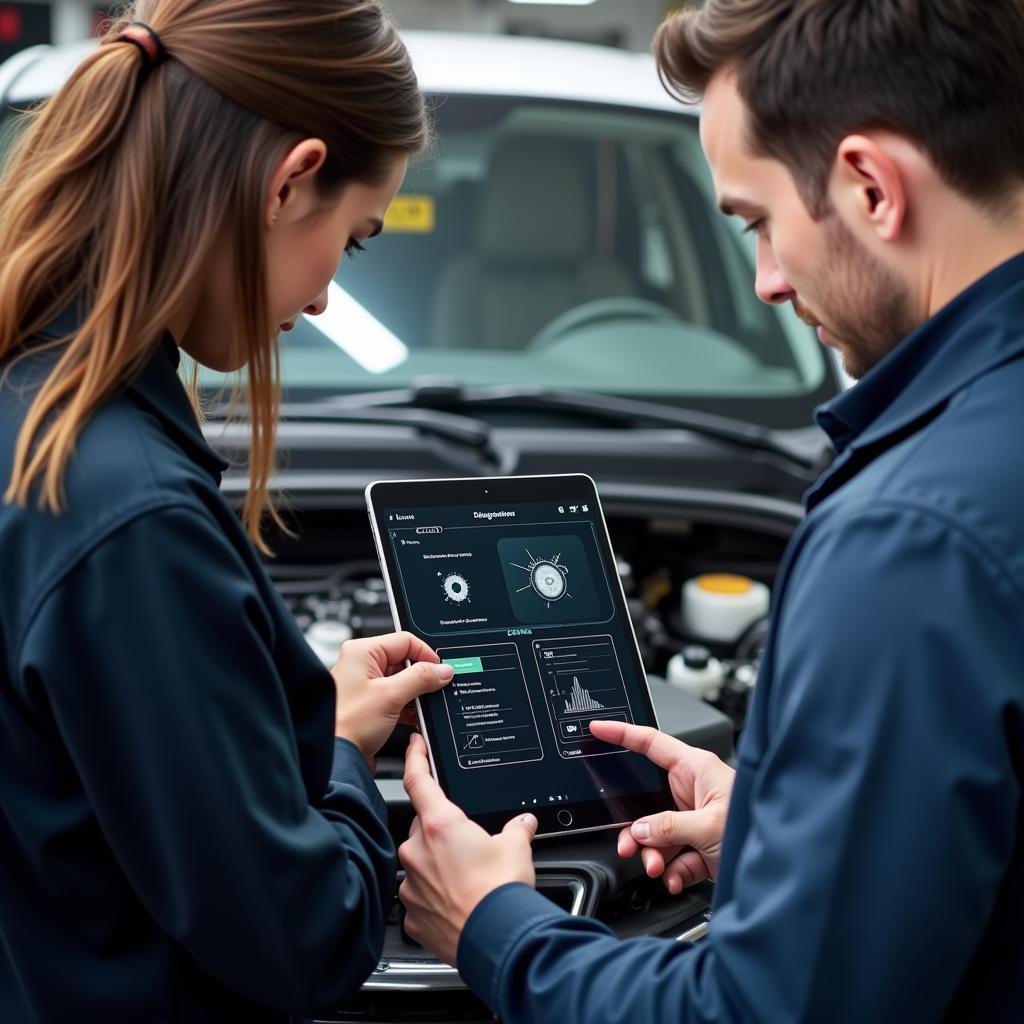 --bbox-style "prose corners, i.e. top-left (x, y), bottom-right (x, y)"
top-left (272, 213), bottom-right (278, 223)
